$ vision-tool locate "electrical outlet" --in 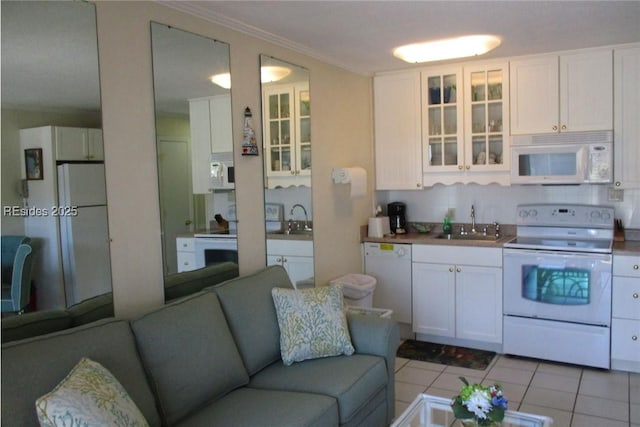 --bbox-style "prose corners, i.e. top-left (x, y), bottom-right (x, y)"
top-left (608, 188), bottom-right (624, 202)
